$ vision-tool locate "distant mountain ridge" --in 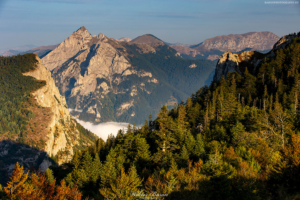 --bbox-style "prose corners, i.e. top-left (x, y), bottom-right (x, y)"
top-left (22, 45), bottom-right (59, 58)
top-left (0, 45), bottom-right (36, 56)
top-left (213, 33), bottom-right (298, 82)
top-left (41, 26), bottom-right (216, 124)
top-left (171, 31), bottom-right (280, 60)
top-left (1, 44), bottom-right (58, 58)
